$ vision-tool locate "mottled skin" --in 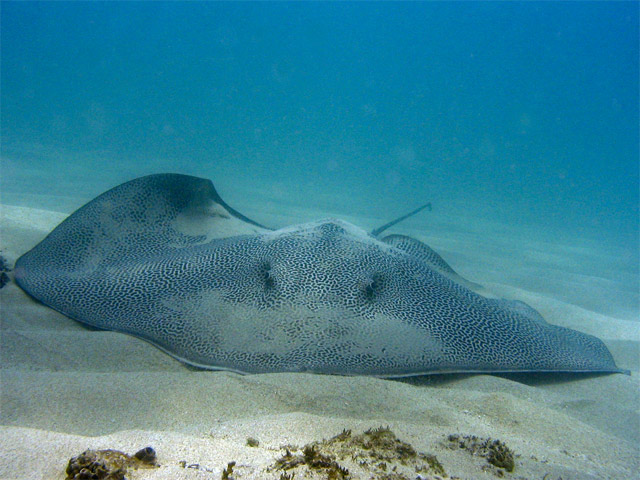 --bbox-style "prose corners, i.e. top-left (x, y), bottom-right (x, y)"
top-left (14, 174), bottom-right (627, 376)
